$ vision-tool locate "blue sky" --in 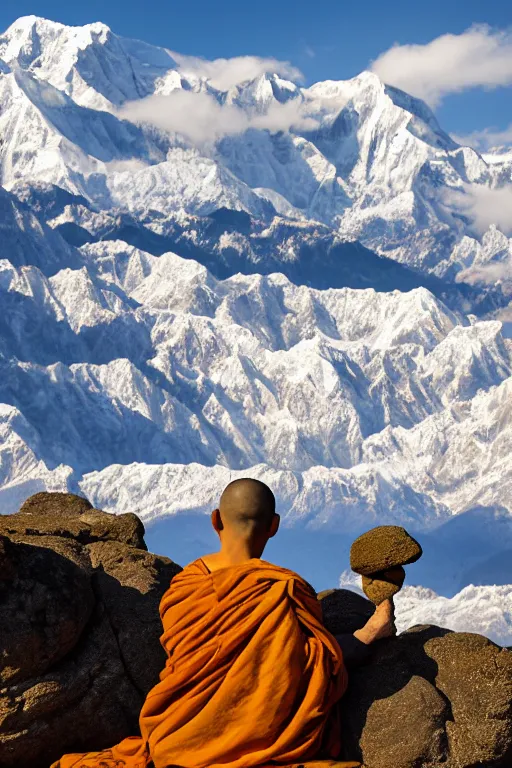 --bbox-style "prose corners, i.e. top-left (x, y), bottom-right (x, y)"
top-left (1, 0), bottom-right (511, 142)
